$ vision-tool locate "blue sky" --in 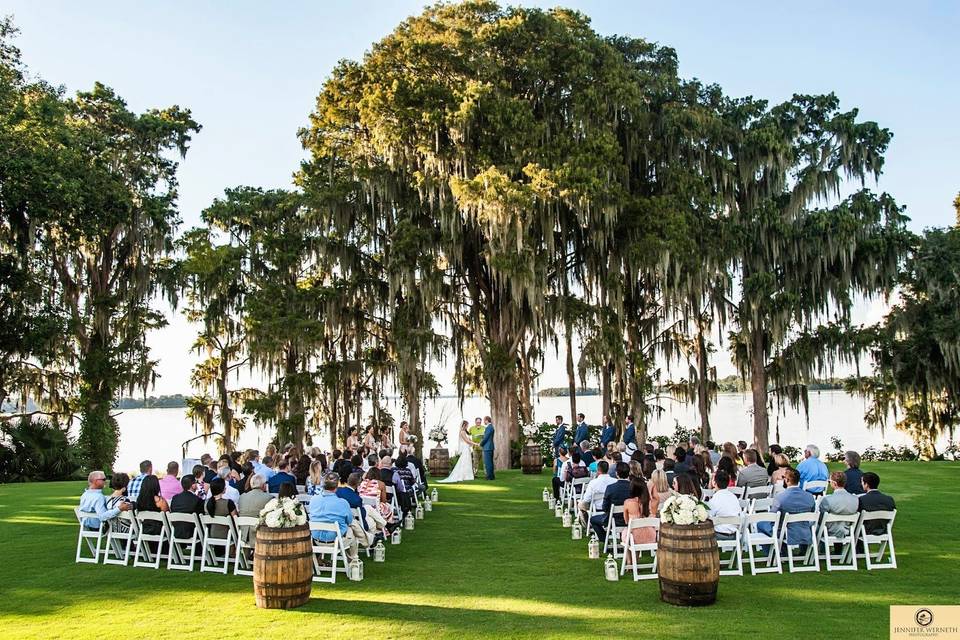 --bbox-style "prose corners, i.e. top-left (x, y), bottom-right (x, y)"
top-left (6, 1), bottom-right (959, 394)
